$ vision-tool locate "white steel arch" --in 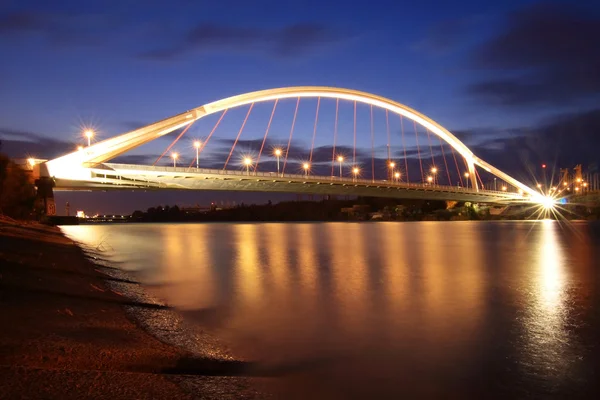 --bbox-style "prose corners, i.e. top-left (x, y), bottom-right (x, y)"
top-left (44, 86), bottom-right (537, 197)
